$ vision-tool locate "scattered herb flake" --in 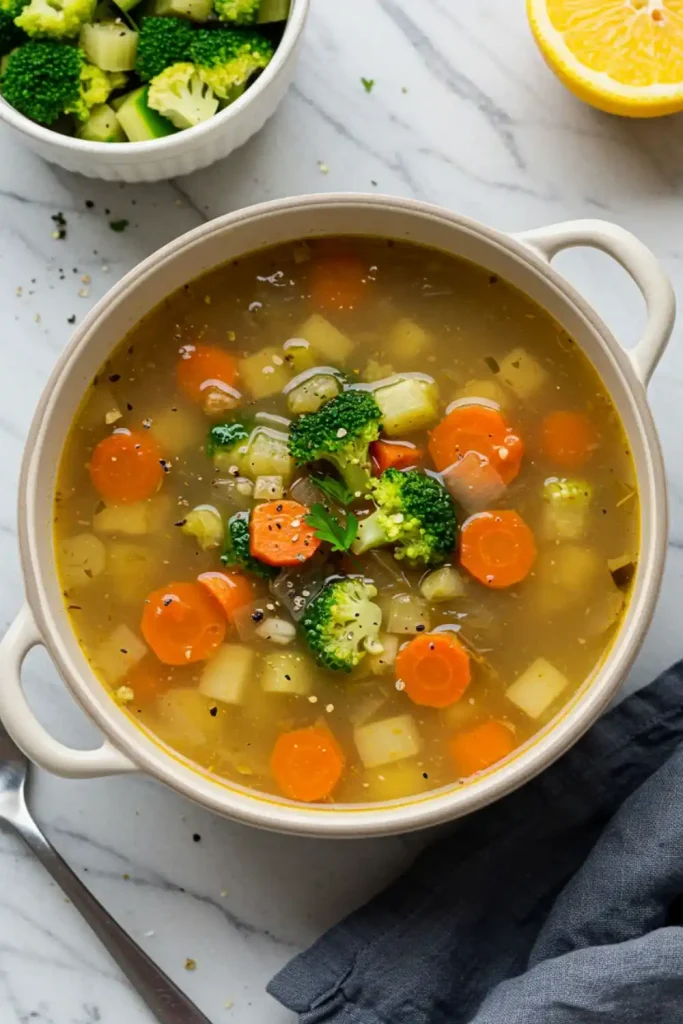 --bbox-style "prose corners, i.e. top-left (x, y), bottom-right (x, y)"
top-left (484, 356), bottom-right (500, 374)
top-left (185, 958), bottom-right (197, 972)
top-left (361, 77), bottom-right (375, 93)
top-left (109, 219), bottom-right (129, 233)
